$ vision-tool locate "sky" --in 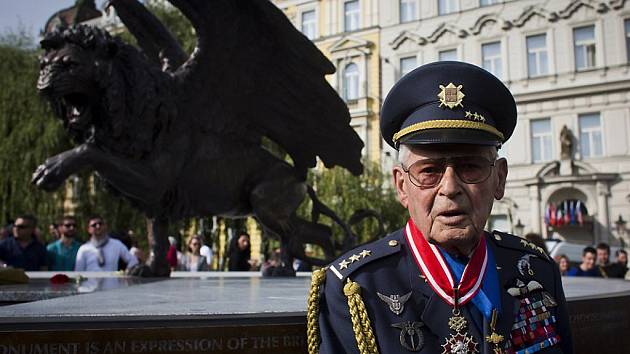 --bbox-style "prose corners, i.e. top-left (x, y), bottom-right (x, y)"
top-left (0, 0), bottom-right (106, 45)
